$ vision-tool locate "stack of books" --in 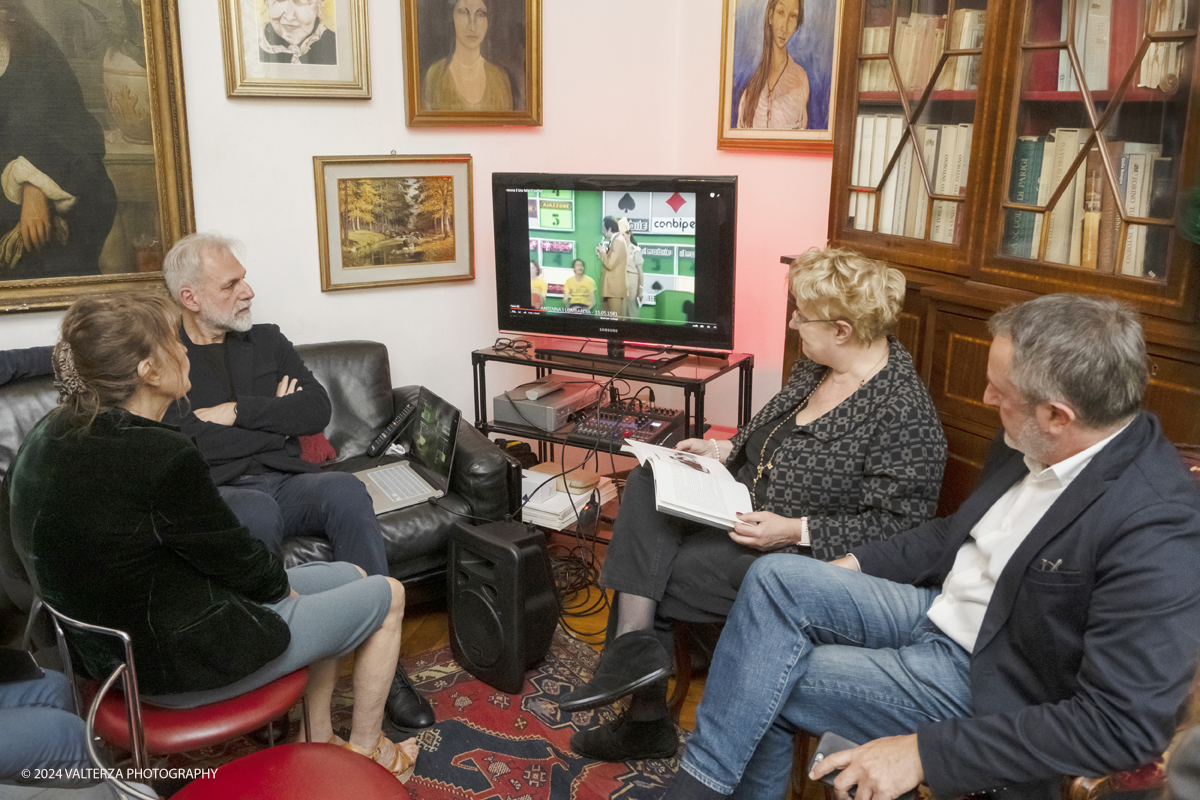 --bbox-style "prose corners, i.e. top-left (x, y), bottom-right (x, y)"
top-left (851, 115), bottom-right (973, 244)
top-left (1004, 133), bottom-right (1173, 278)
top-left (521, 476), bottom-right (618, 531)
